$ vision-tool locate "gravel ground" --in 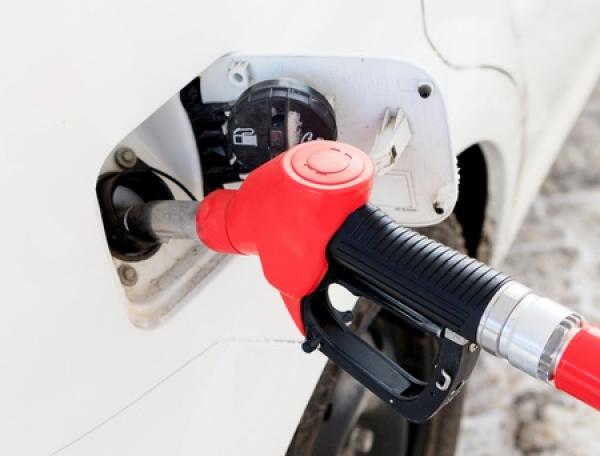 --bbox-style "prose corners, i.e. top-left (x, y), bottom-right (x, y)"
top-left (456, 82), bottom-right (600, 455)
